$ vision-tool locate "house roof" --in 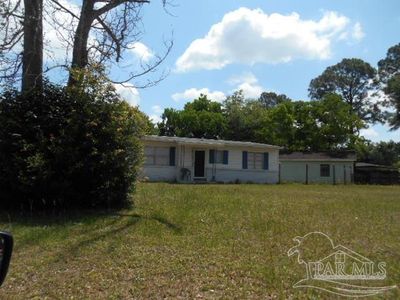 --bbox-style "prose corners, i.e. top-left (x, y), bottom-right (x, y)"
top-left (279, 151), bottom-right (356, 162)
top-left (356, 162), bottom-right (399, 171)
top-left (142, 135), bottom-right (282, 150)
